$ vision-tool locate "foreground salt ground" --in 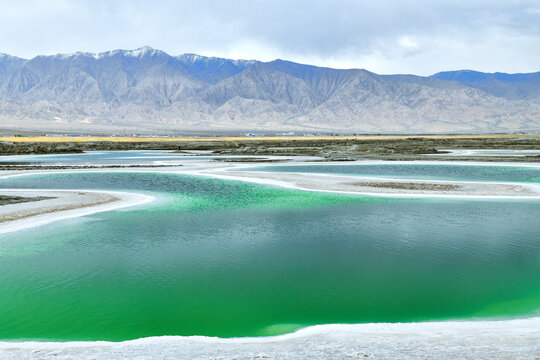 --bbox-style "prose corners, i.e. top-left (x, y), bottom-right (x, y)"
top-left (1, 318), bottom-right (538, 360)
